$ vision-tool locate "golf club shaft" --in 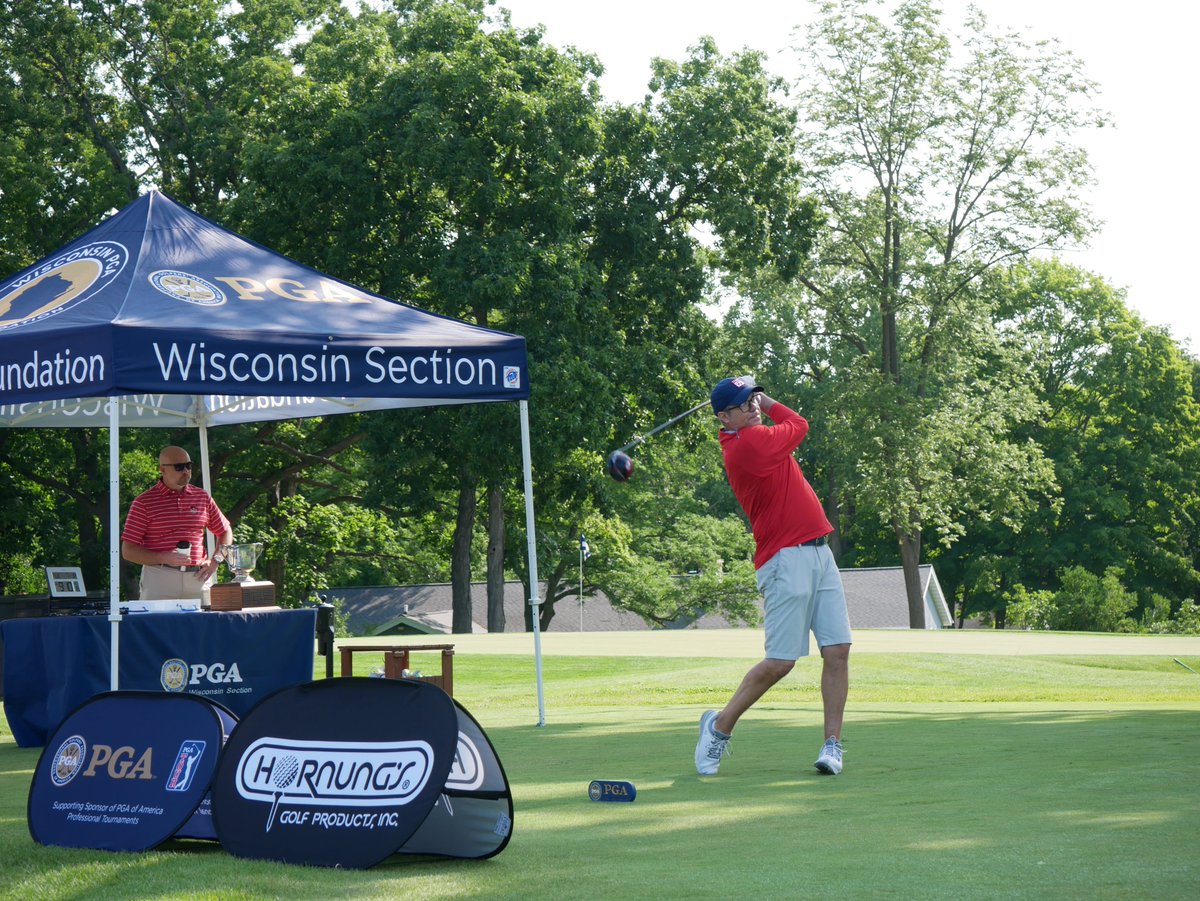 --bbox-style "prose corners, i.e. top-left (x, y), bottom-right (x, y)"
top-left (616, 400), bottom-right (708, 454)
